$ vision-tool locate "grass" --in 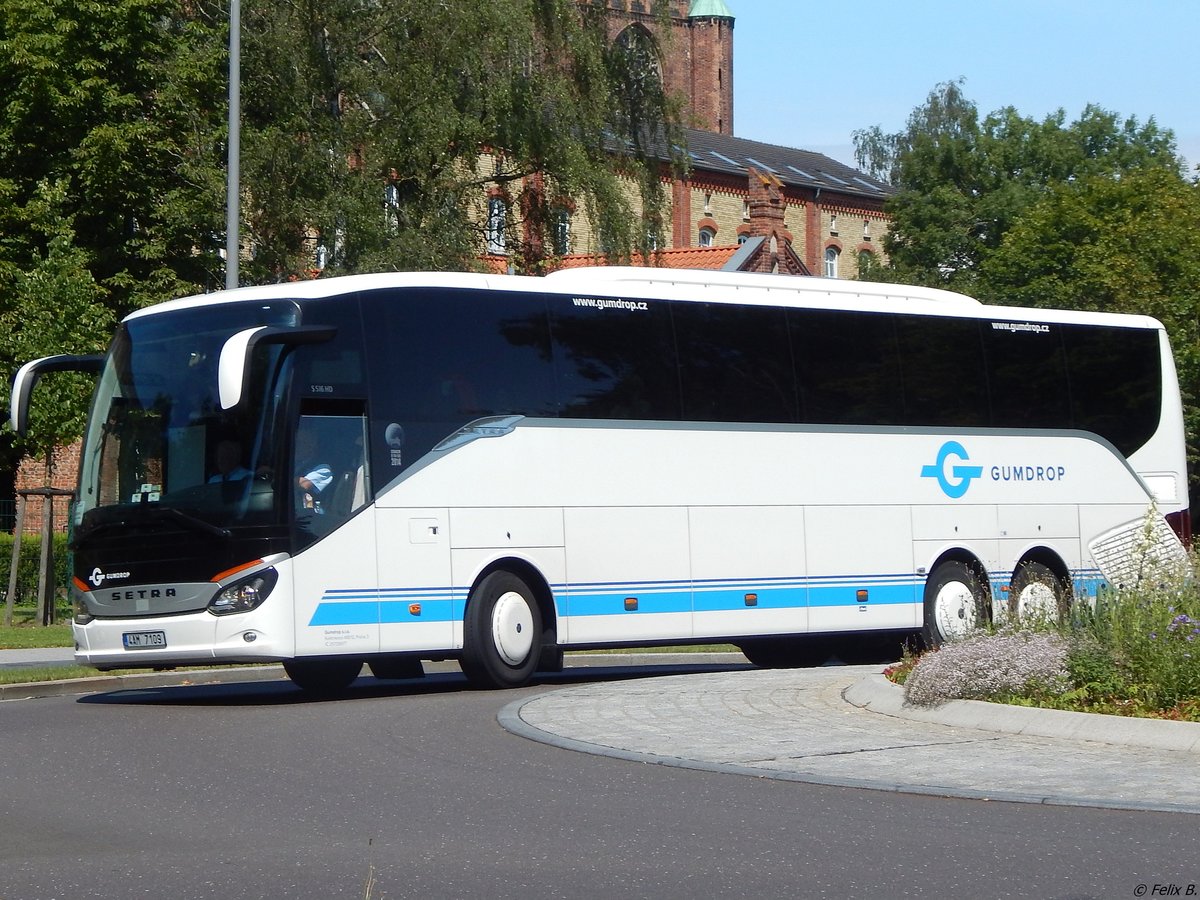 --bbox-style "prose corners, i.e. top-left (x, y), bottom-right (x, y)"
top-left (0, 620), bottom-right (73, 649)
